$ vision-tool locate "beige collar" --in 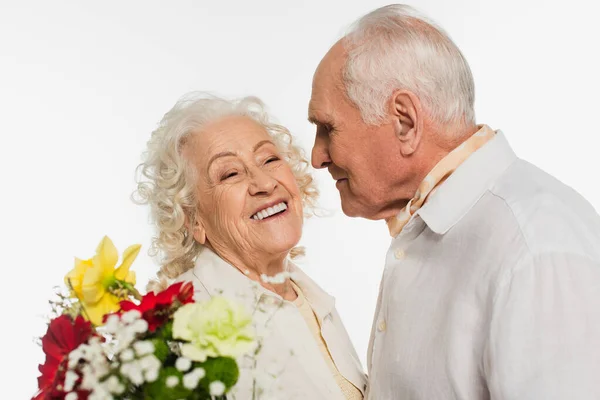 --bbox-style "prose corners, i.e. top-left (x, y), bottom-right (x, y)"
top-left (386, 124), bottom-right (498, 237)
